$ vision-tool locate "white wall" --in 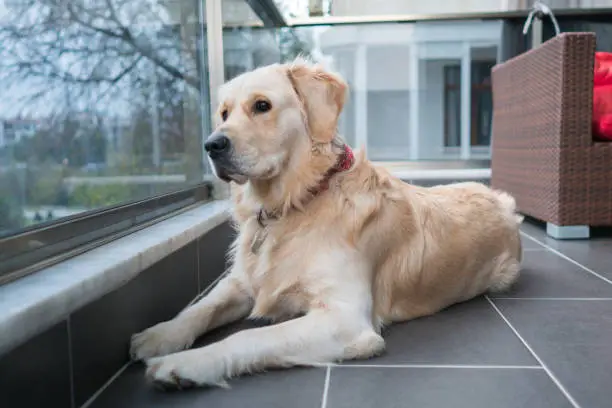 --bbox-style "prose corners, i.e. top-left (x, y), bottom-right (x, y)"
top-left (325, 43), bottom-right (414, 159)
top-left (330, 49), bottom-right (357, 147)
top-left (418, 60), bottom-right (447, 159)
top-left (319, 20), bottom-right (501, 160)
top-left (365, 46), bottom-right (411, 160)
